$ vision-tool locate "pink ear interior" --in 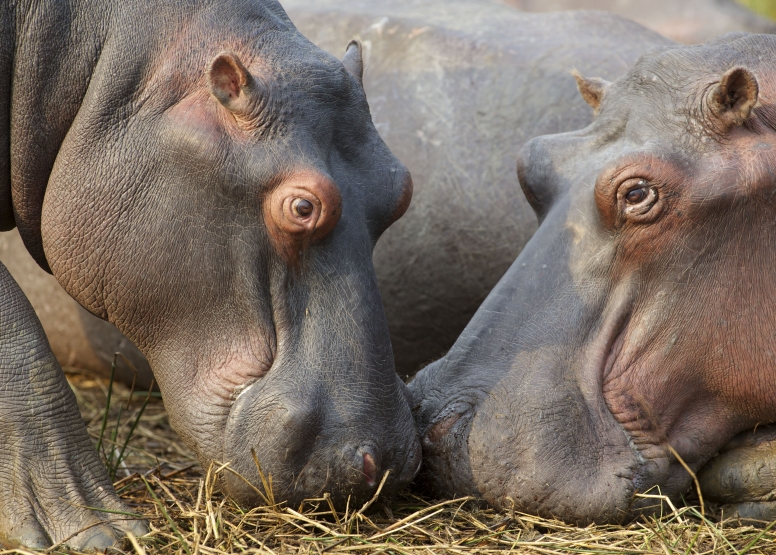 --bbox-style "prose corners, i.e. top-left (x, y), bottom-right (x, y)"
top-left (208, 52), bottom-right (250, 104)
top-left (709, 66), bottom-right (759, 129)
